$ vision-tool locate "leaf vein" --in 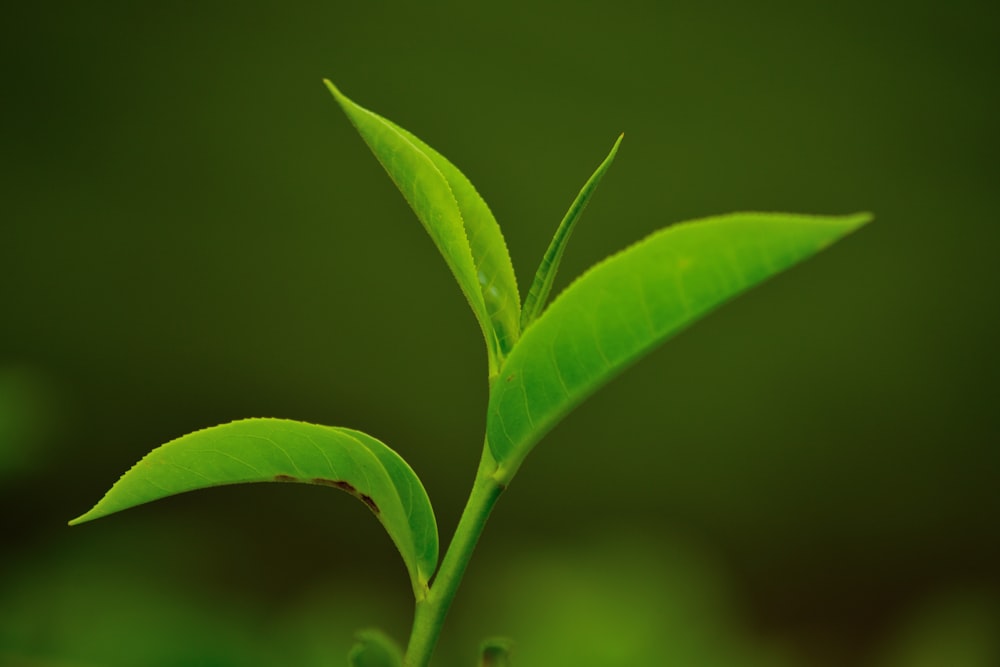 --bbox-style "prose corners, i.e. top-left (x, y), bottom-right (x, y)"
top-left (304, 431), bottom-right (340, 479)
top-left (243, 434), bottom-right (306, 477)
top-left (197, 449), bottom-right (265, 476)
top-left (167, 462), bottom-right (214, 483)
